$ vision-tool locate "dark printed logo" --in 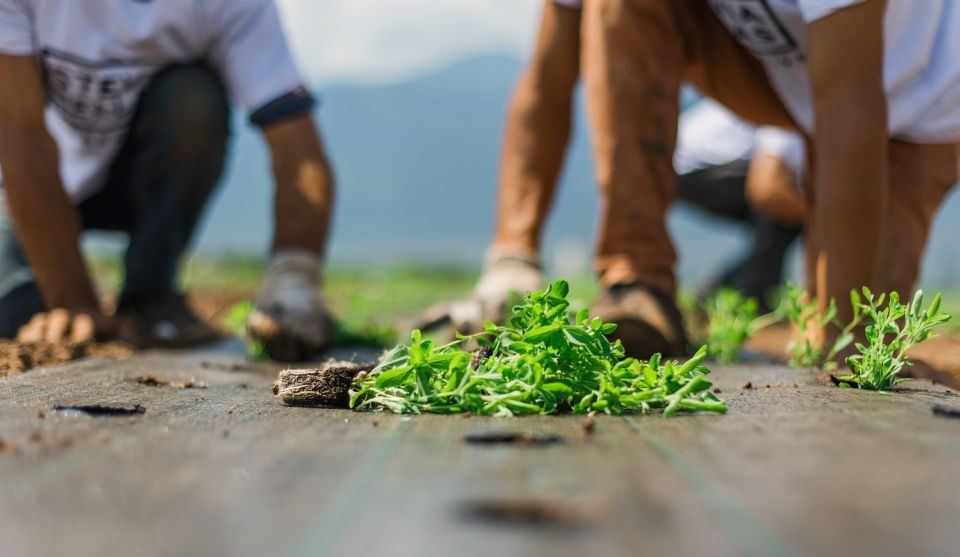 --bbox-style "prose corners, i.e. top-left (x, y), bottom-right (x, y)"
top-left (42, 49), bottom-right (159, 148)
top-left (707, 0), bottom-right (805, 68)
